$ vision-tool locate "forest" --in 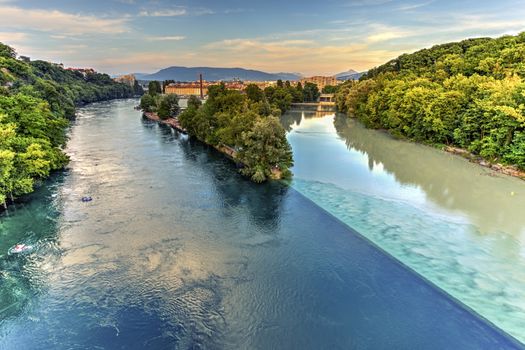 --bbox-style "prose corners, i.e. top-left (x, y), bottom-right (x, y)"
top-left (336, 32), bottom-right (525, 170)
top-left (0, 42), bottom-right (140, 208)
